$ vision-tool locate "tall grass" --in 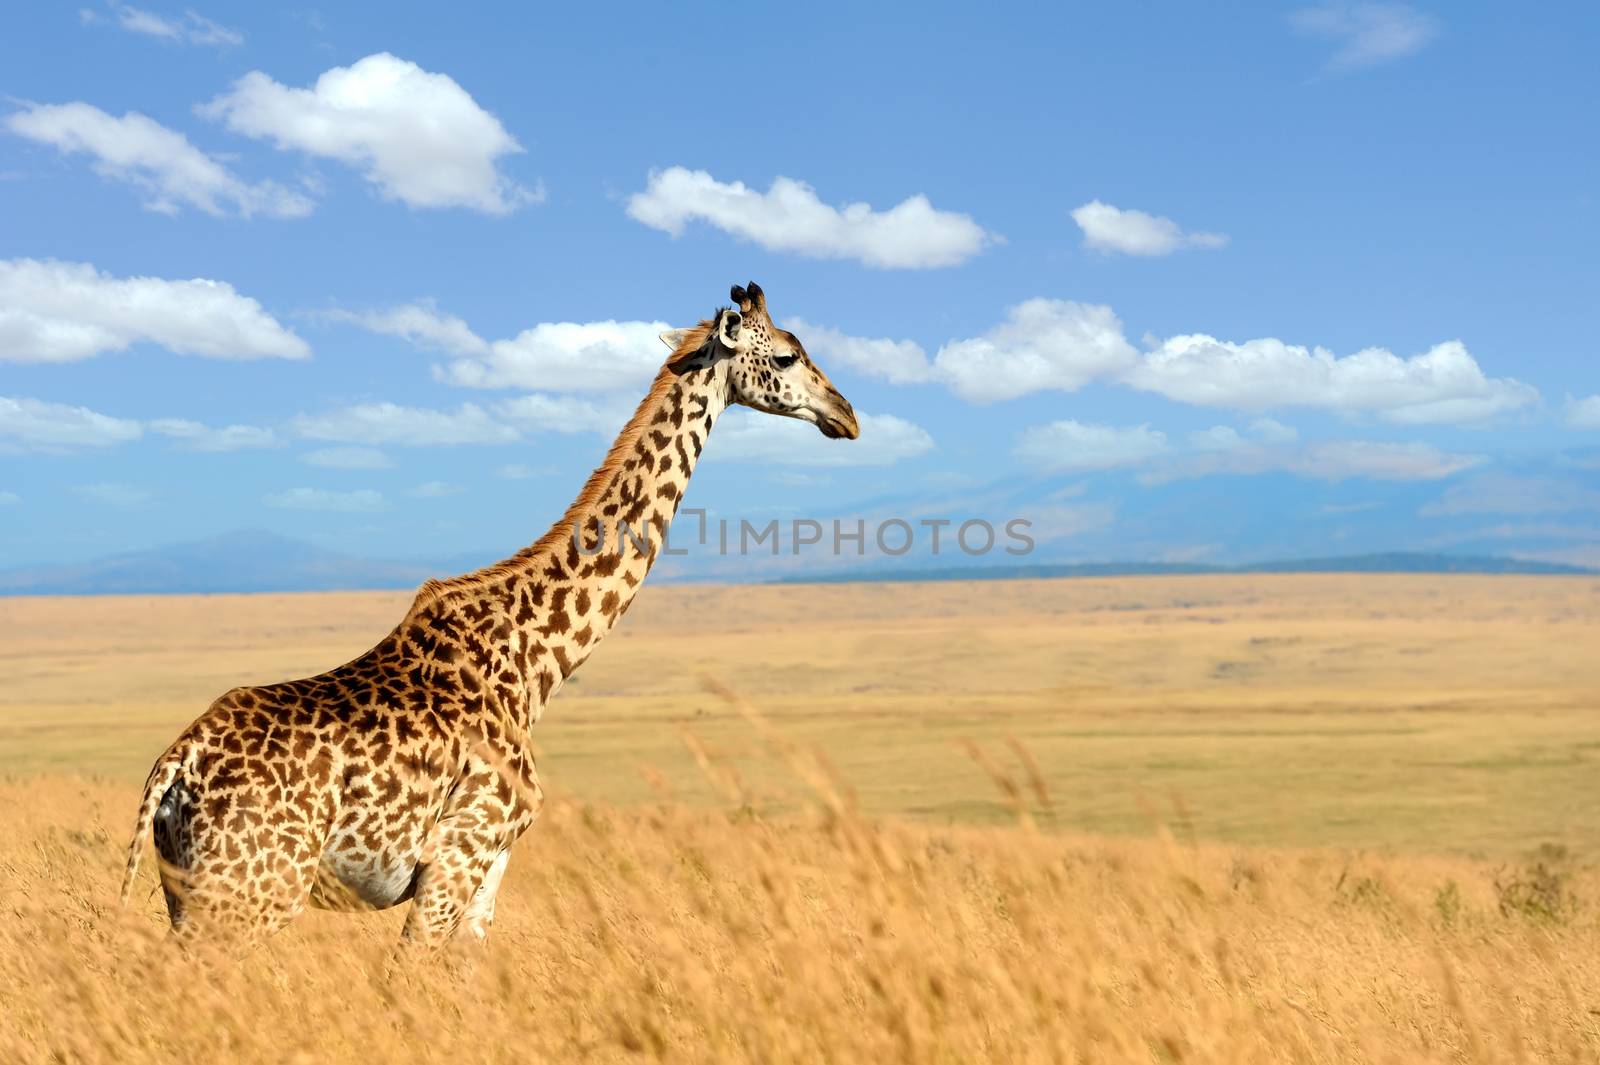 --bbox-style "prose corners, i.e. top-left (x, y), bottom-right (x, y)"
top-left (2, 765), bottom-right (1597, 1063)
